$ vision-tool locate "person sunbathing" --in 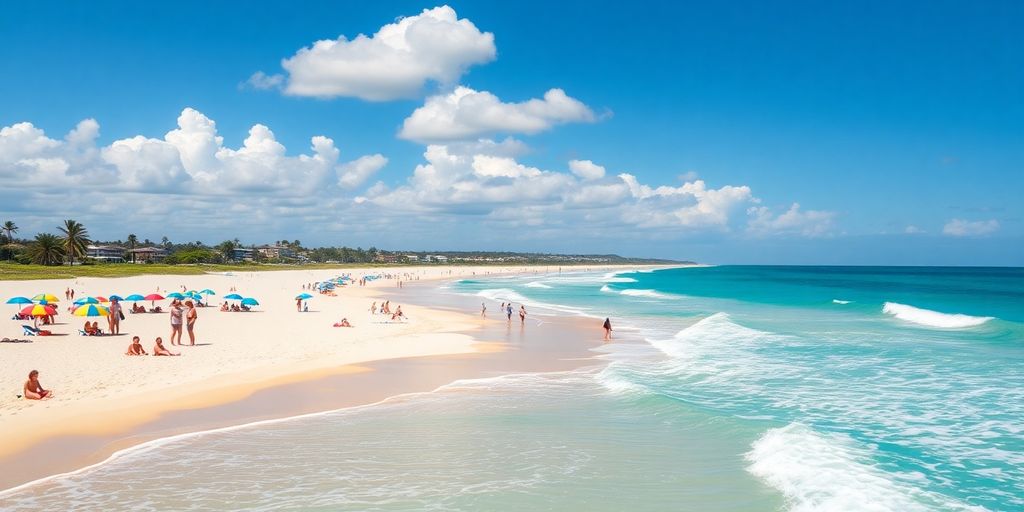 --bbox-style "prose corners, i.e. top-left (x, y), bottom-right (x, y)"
top-left (150, 306), bottom-right (163, 313)
top-left (220, 302), bottom-right (229, 311)
top-left (132, 303), bottom-right (146, 313)
top-left (83, 320), bottom-right (96, 335)
top-left (22, 370), bottom-right (52, 400)
top-left (333, 318), bottom-right (353, 327)
top-left (152, 337), bottom-right (179, 356)
top-left (125, 336), bottom-right (148, 356)
top-left (240, 304), bottom-right (251, 312)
